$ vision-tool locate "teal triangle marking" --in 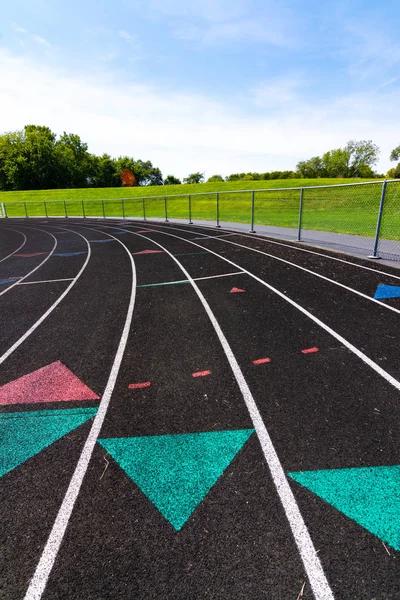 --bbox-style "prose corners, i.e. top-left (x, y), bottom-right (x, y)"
top-left (288, 465), bottom-right (400, 551)
top-left (0, 407), bottom-right (97, 478)
top-left (99, 428), bottom-right (254, 530)
top-left (374, 283), bottom-right (400, 300)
